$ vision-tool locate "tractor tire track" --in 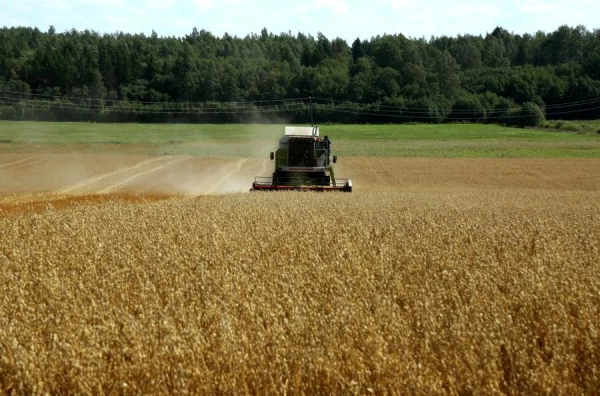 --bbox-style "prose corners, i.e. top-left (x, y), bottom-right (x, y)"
top-left (57, 157), bottom-right (166, 194)
top-left (0, 155), bottom-right (41, 170)
top-left (0, 155), bottom-right (52, 172)
top-left (135, 157), bottom-right (195, 194)
top-left (99, 157), bottom-right (187, 194)
top-left (205, 159), bottom-right (249, 194)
